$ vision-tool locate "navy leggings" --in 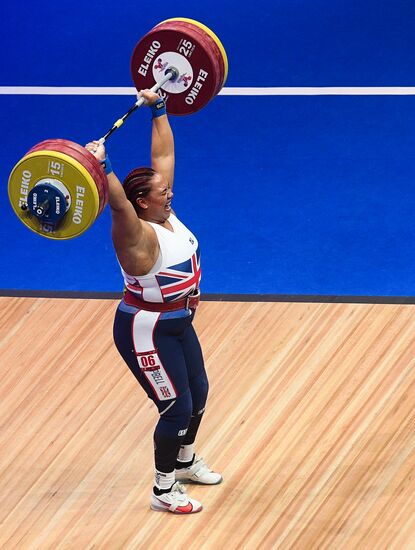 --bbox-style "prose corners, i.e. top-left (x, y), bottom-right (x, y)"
top-left (113, 301), bottom-right (209, 473)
